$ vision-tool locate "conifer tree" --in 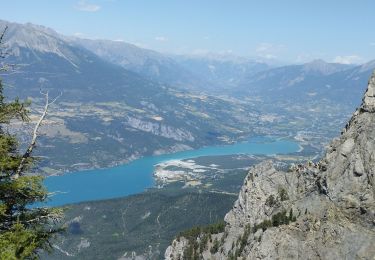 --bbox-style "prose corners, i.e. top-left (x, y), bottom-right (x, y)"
top-left (0, 27), bottom-right (63, 259)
